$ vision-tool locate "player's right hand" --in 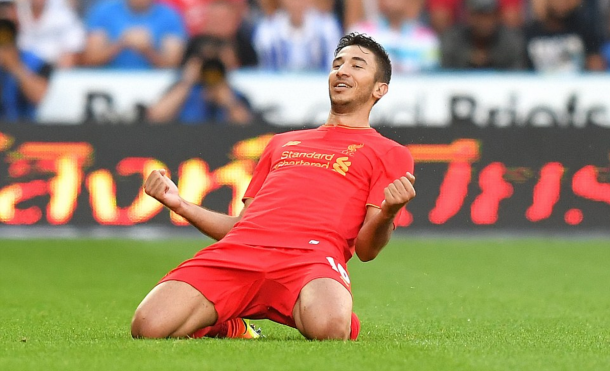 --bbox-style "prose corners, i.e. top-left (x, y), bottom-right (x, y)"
top-left (144, 169), bottom-right (182, 211)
